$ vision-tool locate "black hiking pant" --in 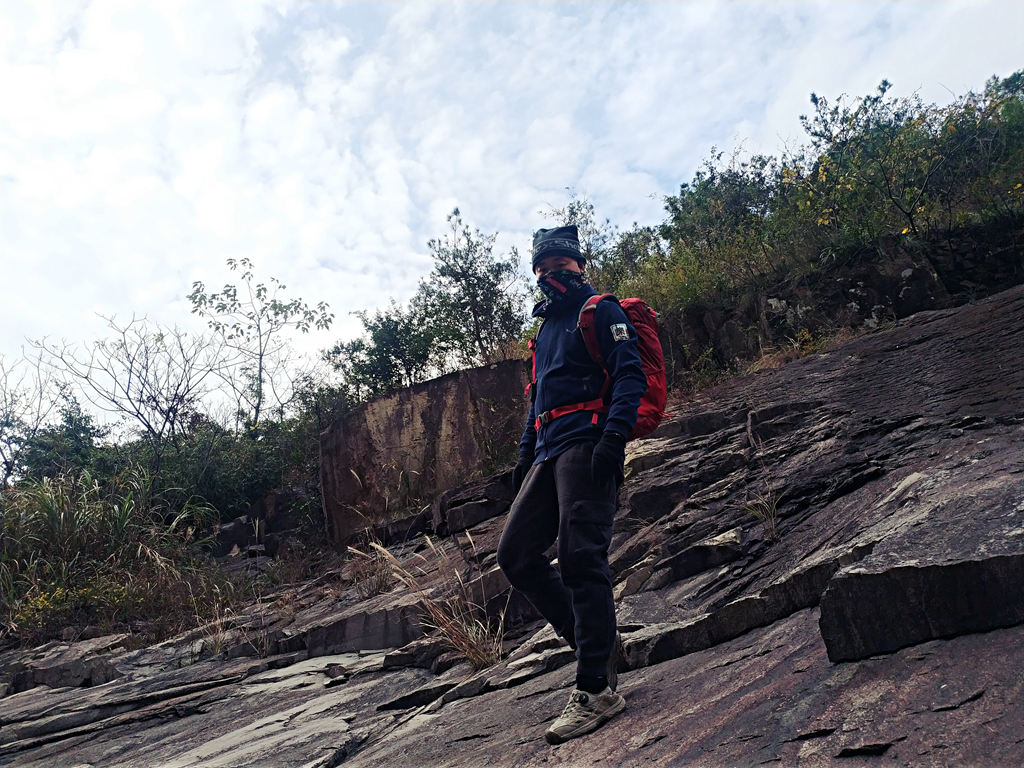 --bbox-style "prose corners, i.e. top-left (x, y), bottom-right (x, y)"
top-left (496, 441), bottom-right (617, 682)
